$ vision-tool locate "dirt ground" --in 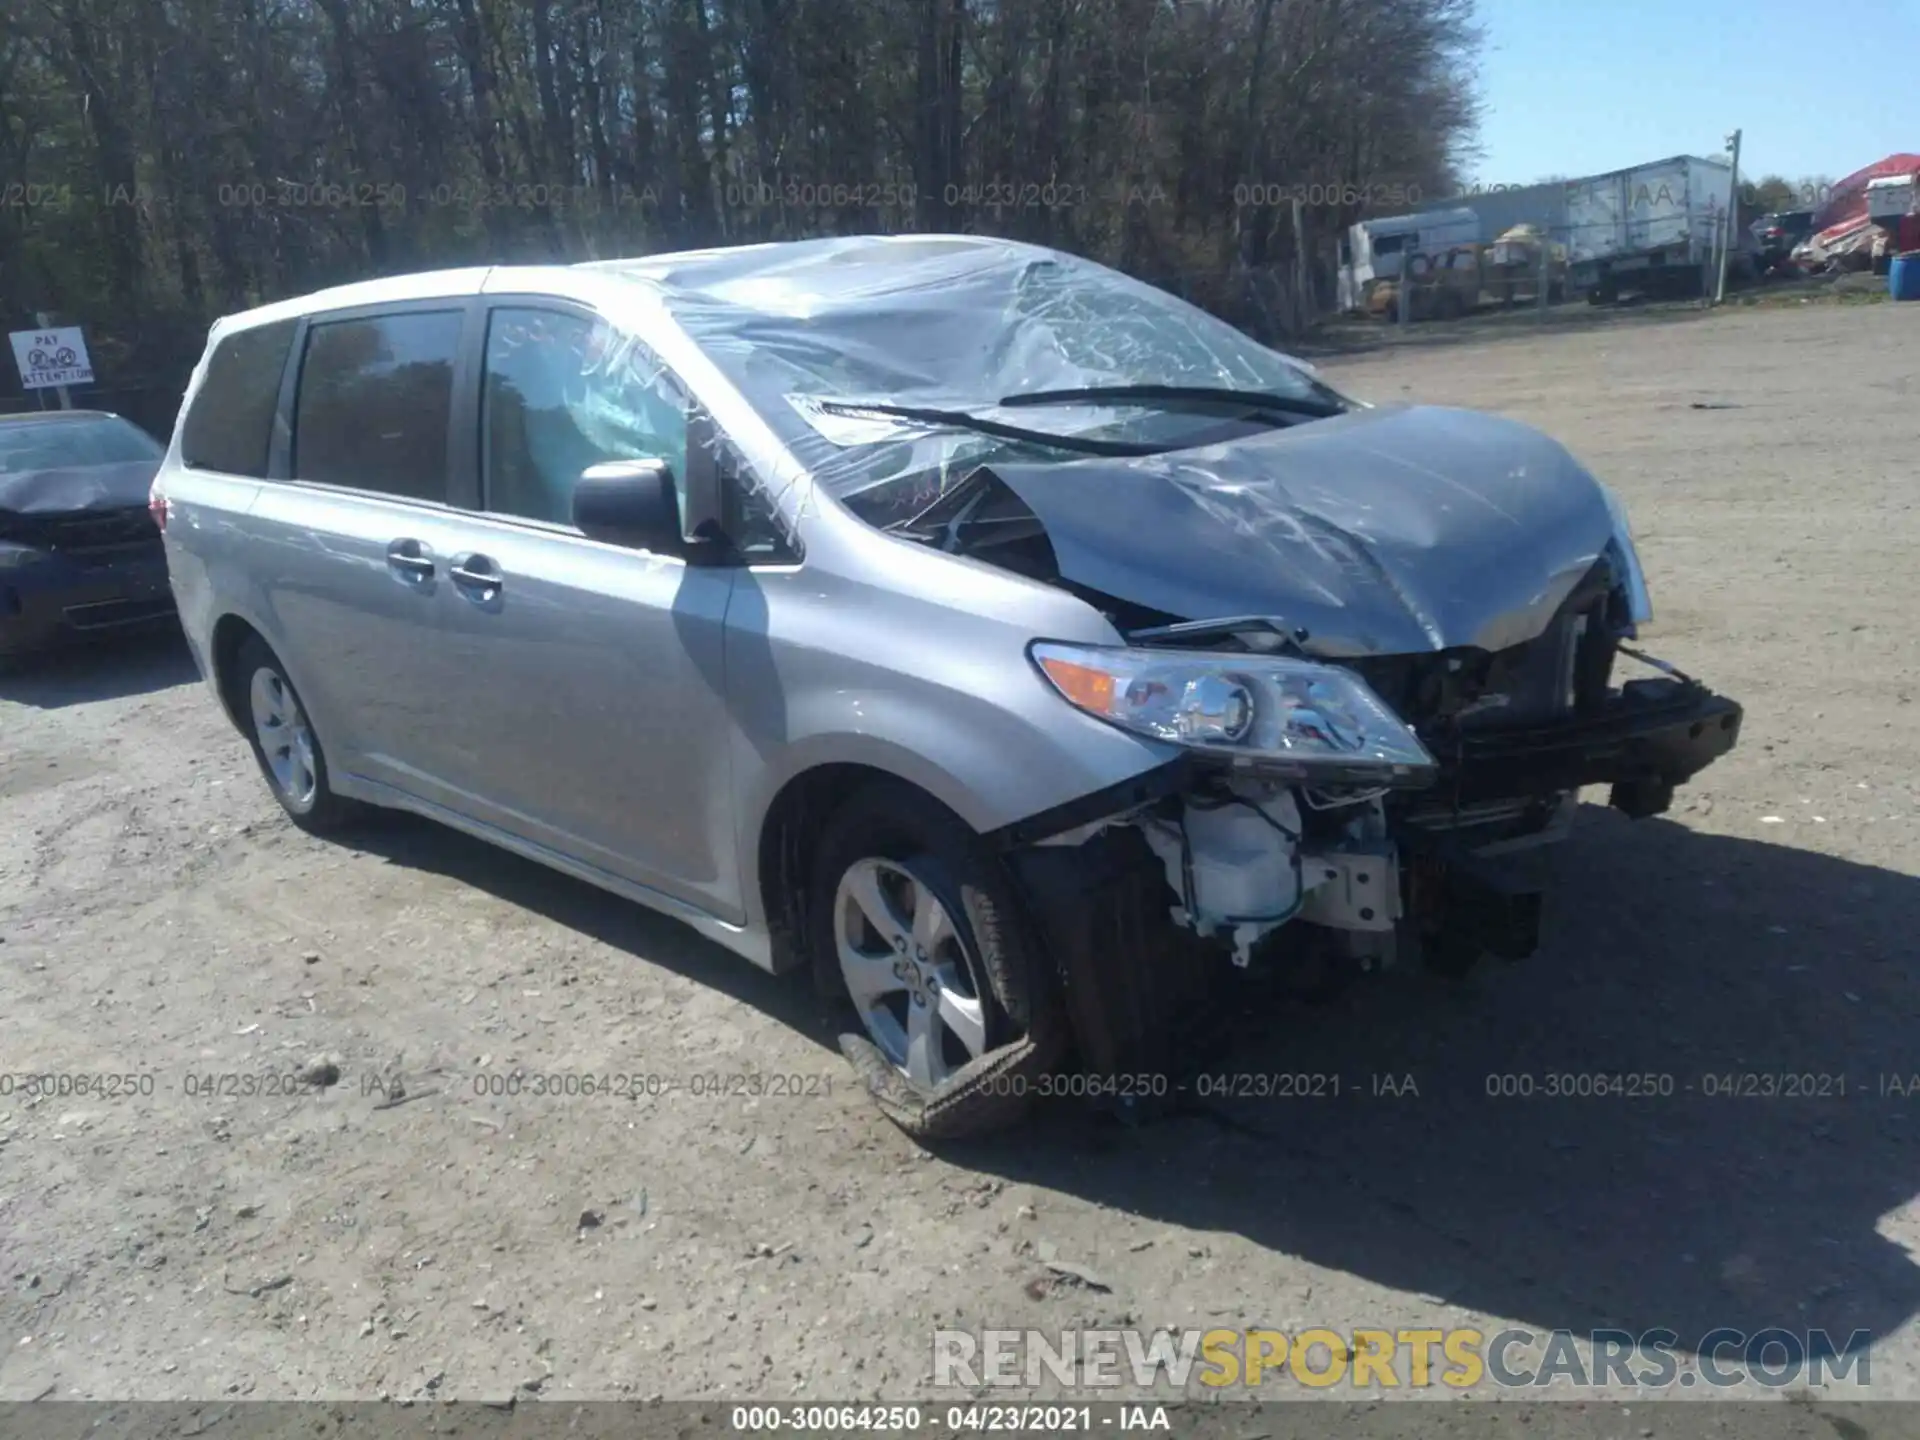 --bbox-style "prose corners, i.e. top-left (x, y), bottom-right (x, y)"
top-left (2, 302), bottom-right (1917, 1417)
